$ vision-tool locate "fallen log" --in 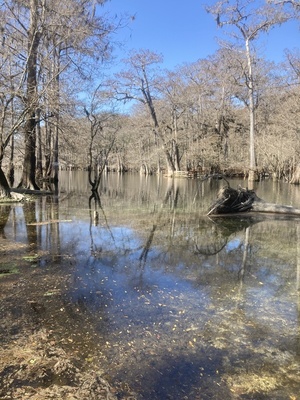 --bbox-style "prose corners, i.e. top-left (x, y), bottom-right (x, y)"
top-left (251, 201), bottom-right (300, 215)
top-left (26, 219), bottom-right (72, 226)
top-left (11, 188), bottom-right (53, 195)
top-left (207, 185), bottom-right (300, 216)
